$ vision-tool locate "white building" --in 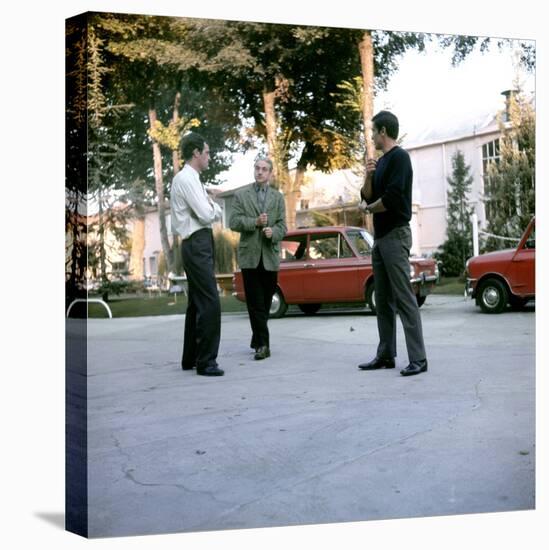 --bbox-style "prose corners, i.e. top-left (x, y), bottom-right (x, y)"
top-left (404, 110), bottom-right (502, 255)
